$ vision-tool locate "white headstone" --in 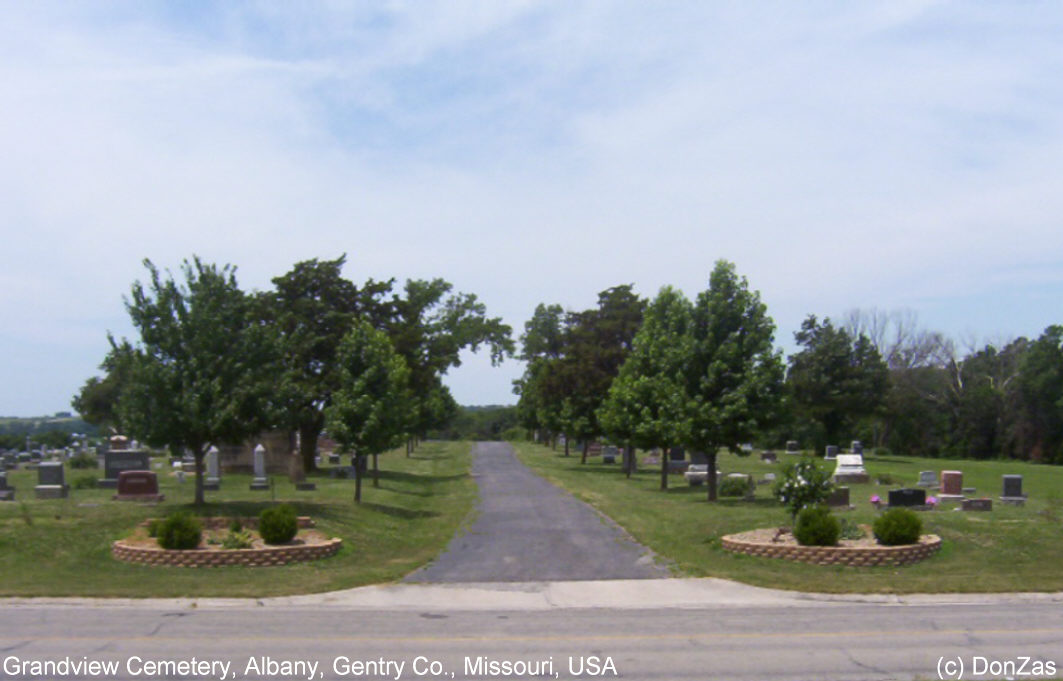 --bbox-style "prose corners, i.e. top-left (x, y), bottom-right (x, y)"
top-left (250, 444), bottom-right (269, 490)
